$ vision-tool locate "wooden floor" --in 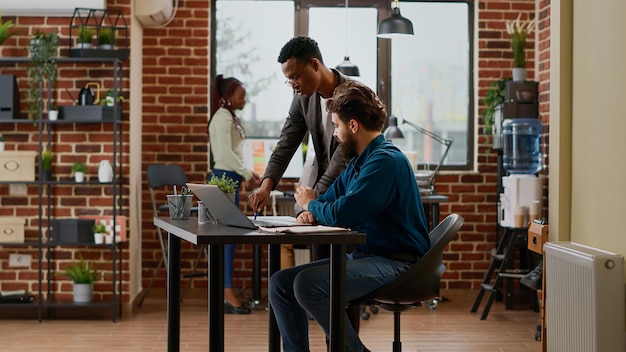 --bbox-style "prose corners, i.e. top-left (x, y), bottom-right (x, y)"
top-left (1, 289), bottom-right (541, 351)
